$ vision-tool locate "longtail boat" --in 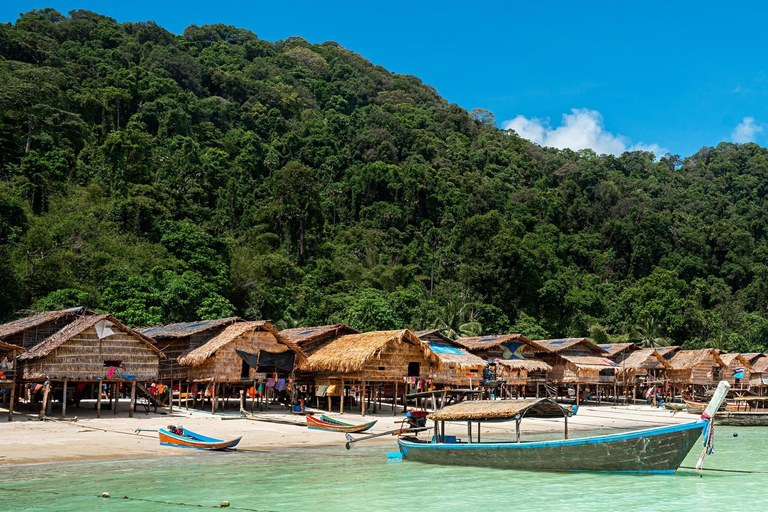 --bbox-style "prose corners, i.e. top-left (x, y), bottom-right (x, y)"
top-left (158, 426), bottom-right (241, 450)
top-left (684, 399), bottom-right (748, 414)
top-left (306, 414), bottom-right (377, 433)
top-left (397, 381), bottom-right (730, 473)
